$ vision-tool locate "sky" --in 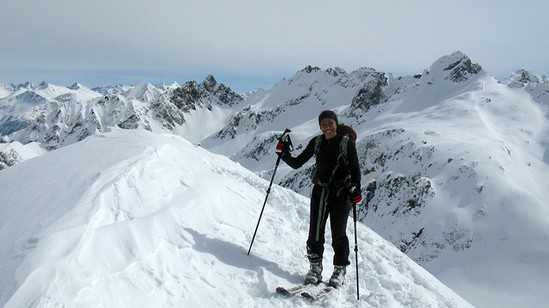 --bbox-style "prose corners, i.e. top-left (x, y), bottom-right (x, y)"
top-left (1, 0), bottom-right (548, 92)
